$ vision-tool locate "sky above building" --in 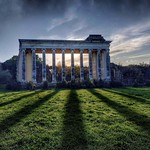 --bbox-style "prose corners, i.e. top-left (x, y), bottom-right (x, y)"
top-left (0, 0), bottom-right (150, 65)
